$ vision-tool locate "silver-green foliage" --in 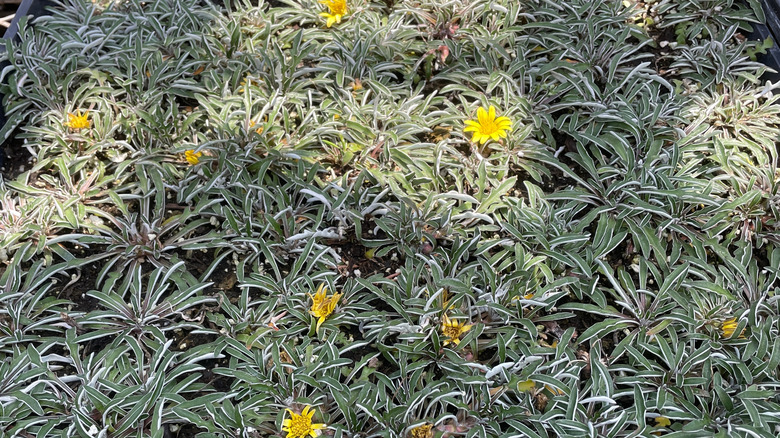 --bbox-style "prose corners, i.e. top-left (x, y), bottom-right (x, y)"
top-left (1, 0), bottom-right (779, 436)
